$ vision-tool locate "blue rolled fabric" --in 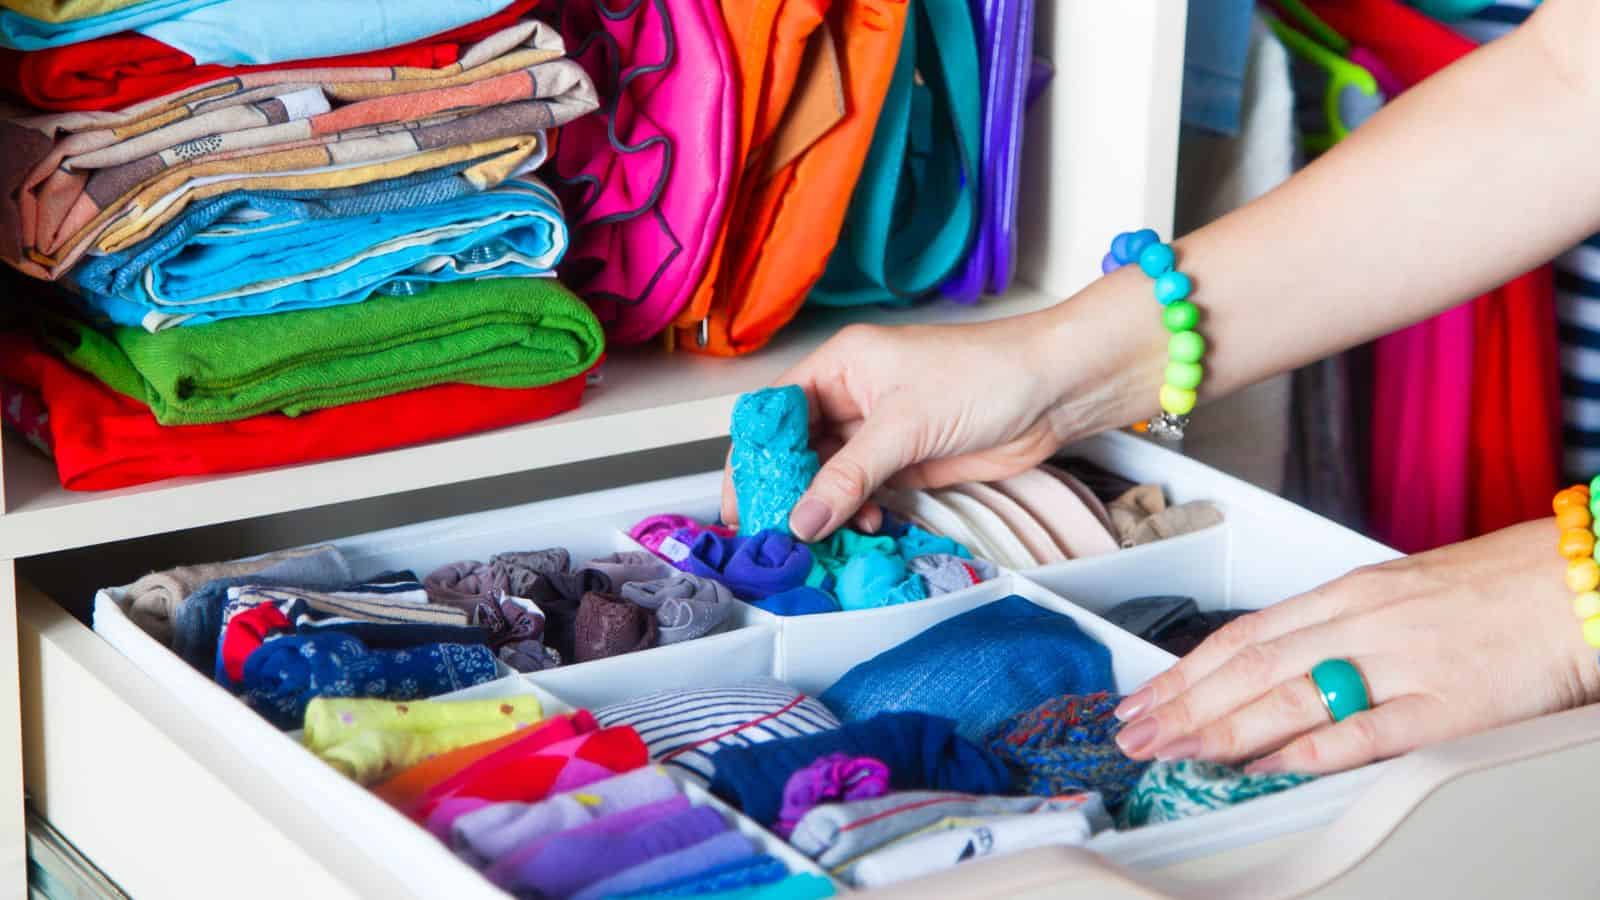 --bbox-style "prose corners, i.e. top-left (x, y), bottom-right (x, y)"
top-left (819, 595), bottom-right (1115, 742)
top-left (748, 587), bottom-right (840, 617)
top-left (238, 631), bottom-right (498, 729)
top-left (679, 530), bottom-right (811, 602)
top-left (74, 176), bottom-right (568, 331)
top-left (707, 712), bottom-right (1010, 826)
top-left (895, 525), bottom-right (972, 560)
